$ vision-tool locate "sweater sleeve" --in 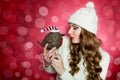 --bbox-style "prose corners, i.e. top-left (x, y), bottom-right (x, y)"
top-left (59, 70), bottom-right (75, 80)
top-left (59, 36), bottom-right (75, 80)
top-left (100, 48), bottom-right (110, 80)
